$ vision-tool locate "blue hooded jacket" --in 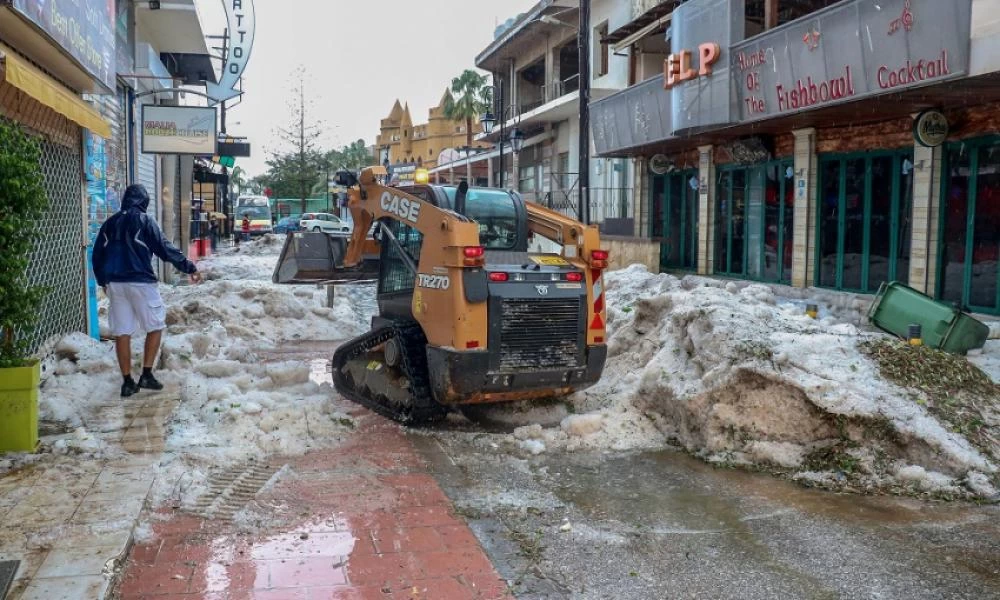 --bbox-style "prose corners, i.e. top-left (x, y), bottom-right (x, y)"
top-left (92, 184), bottom-right (197, 286)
